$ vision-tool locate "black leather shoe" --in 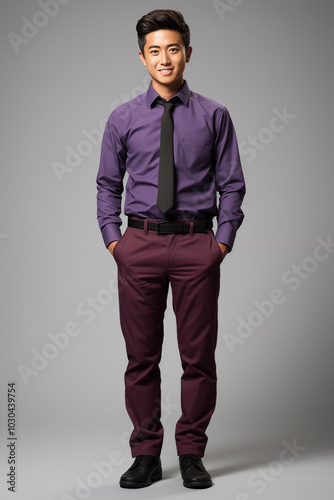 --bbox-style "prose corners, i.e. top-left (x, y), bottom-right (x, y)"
top-left (119, 455), bottom-right (162, 488)
top-left (179, 454), bottom-right (213, 489)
